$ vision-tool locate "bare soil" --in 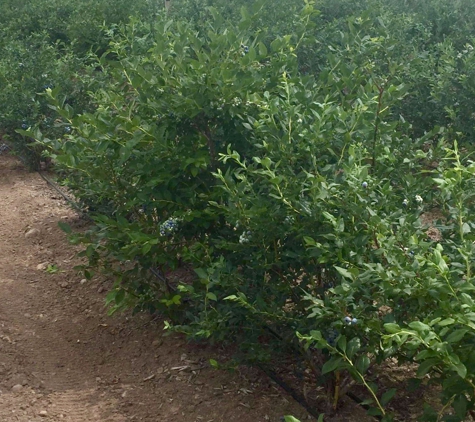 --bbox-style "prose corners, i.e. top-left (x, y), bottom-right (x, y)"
top-left (0, 155), bottom-right (315, 422)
